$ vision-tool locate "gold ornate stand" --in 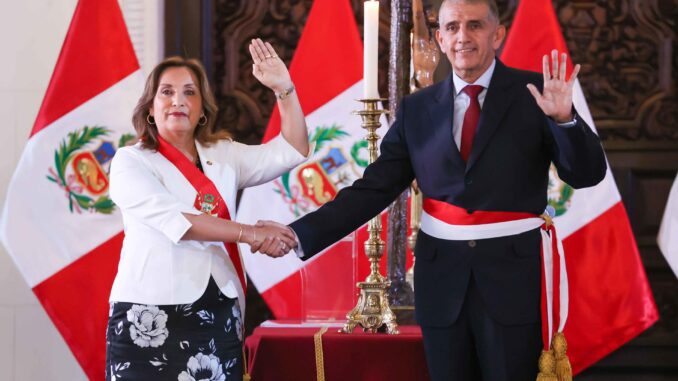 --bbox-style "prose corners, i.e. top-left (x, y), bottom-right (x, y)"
top-left (406, 181), bottom-right (422, 289)
top-left (341, 99), bottom-right (399, 335)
